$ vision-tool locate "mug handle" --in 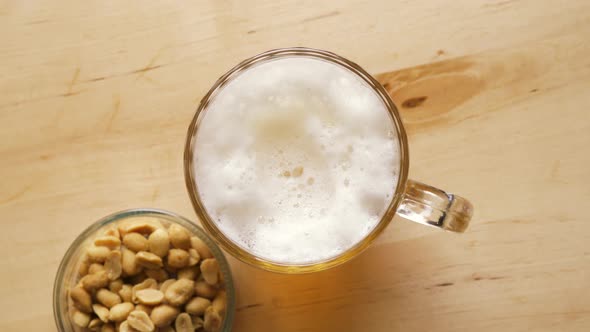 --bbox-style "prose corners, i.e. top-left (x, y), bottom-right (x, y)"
top-left (396, 180), bottom-right (473, 232)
